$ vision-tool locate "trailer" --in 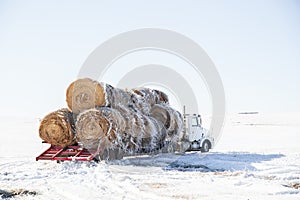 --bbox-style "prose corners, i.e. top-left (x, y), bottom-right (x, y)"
top-left (36, 143), bottom-right (101, 162)
top-left (36, 110), bottom-right (214, 162)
